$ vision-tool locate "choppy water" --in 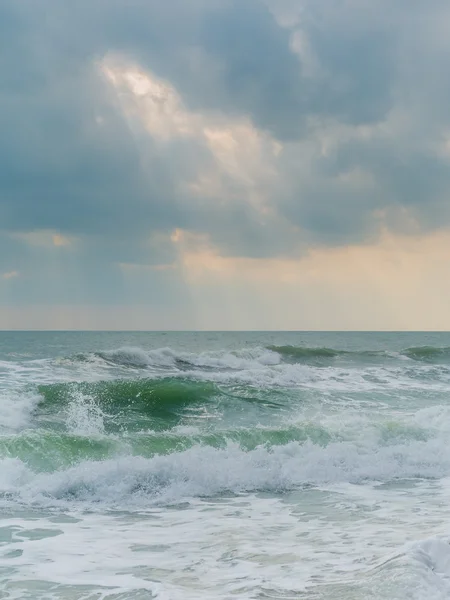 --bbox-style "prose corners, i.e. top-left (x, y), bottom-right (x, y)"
top-left (2, 331), bottom-right (450, 599)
